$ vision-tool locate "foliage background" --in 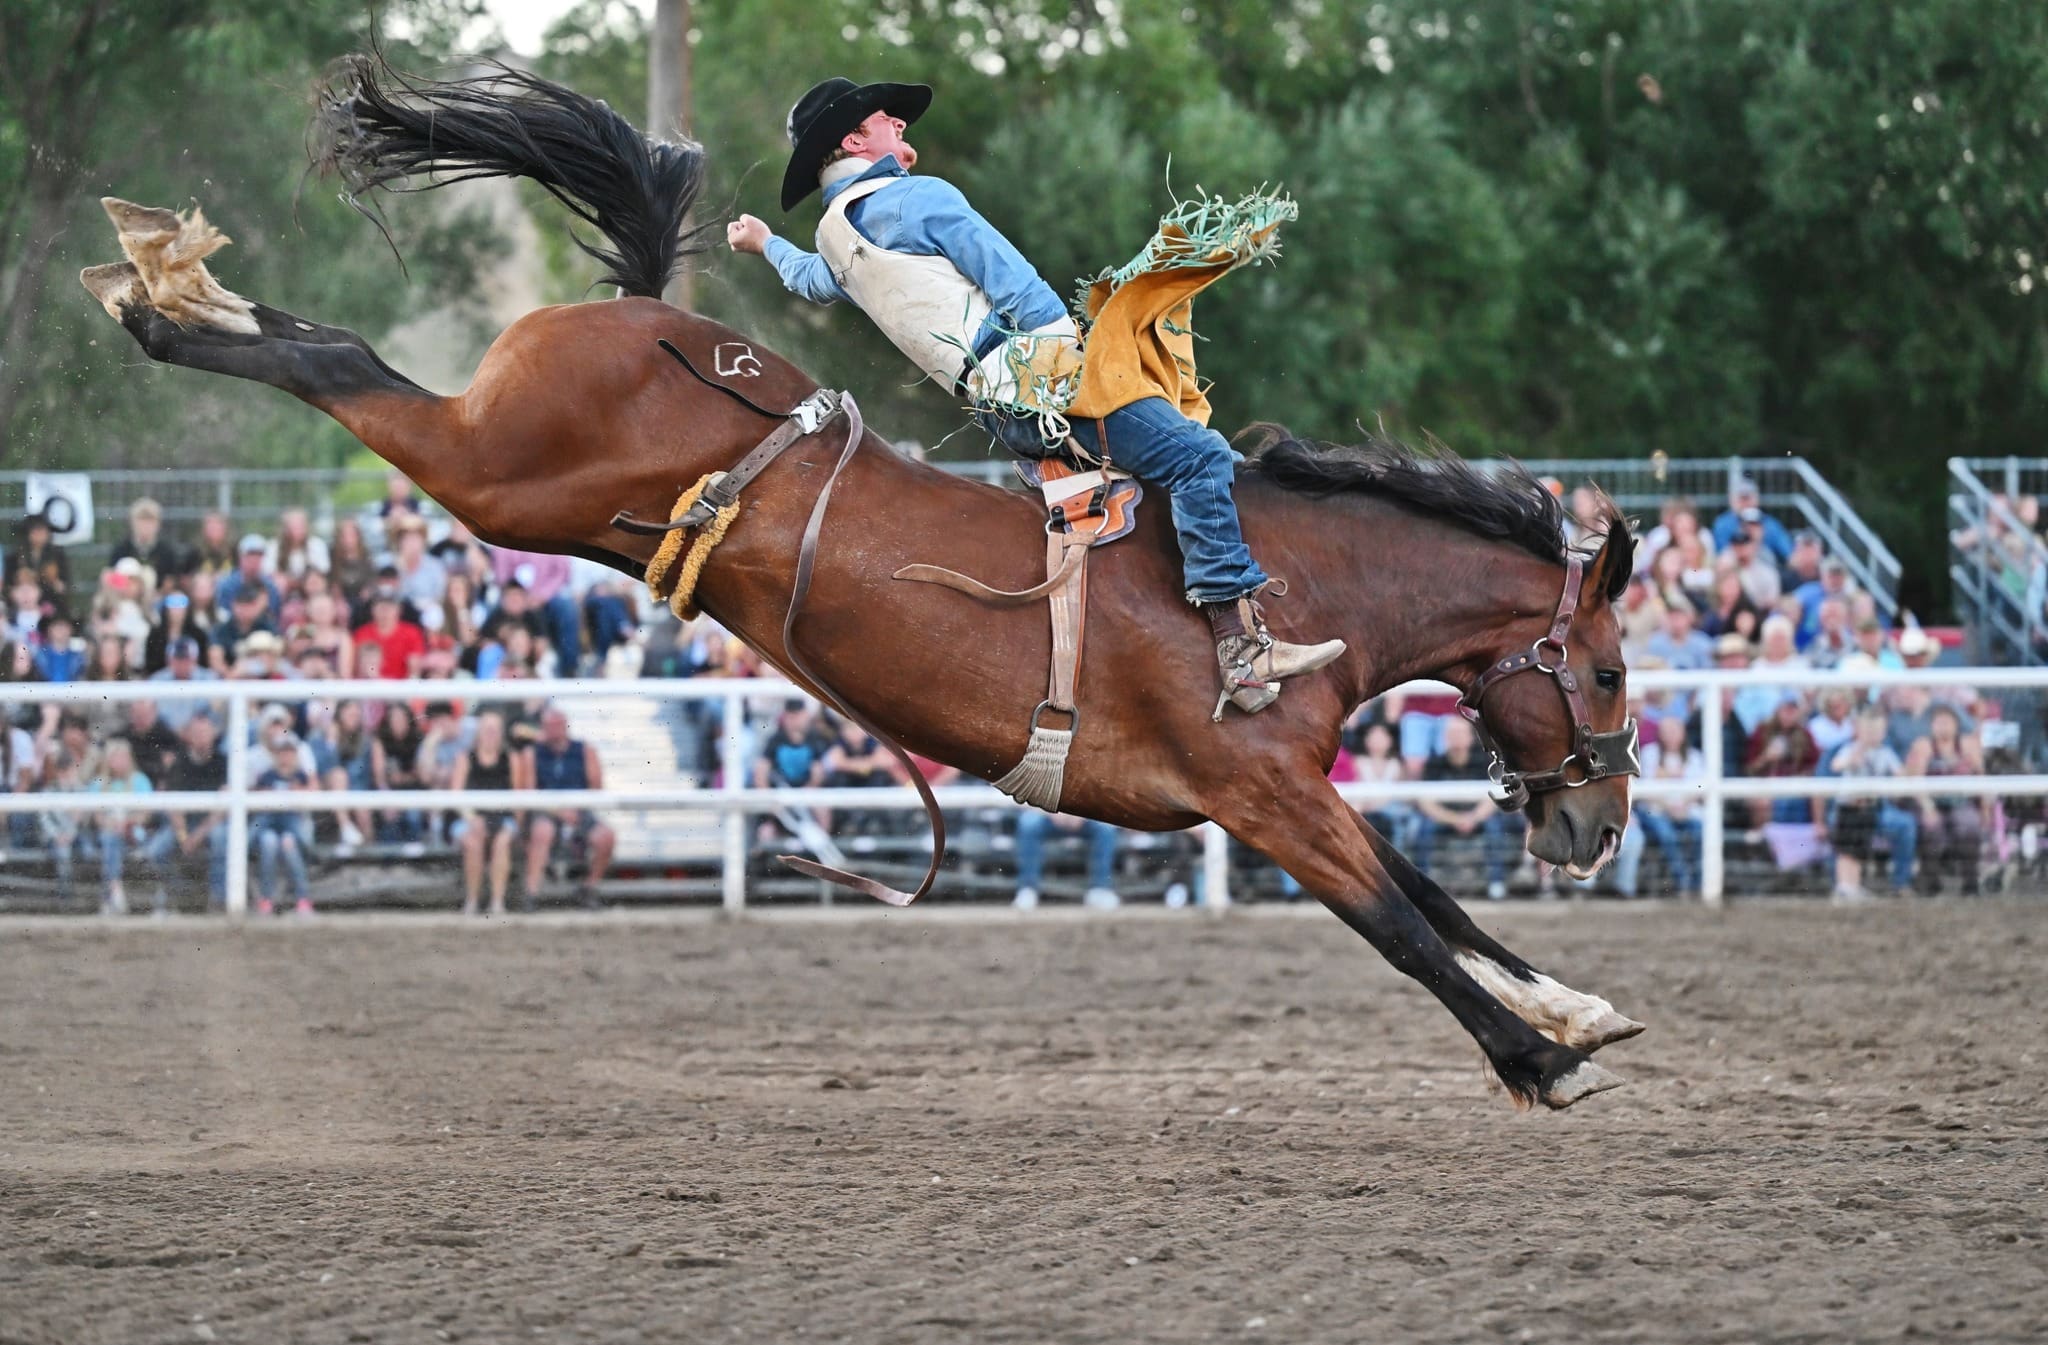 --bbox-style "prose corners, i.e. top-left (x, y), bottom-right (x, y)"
top-left (4, 0), bottom-right (2045, 612)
